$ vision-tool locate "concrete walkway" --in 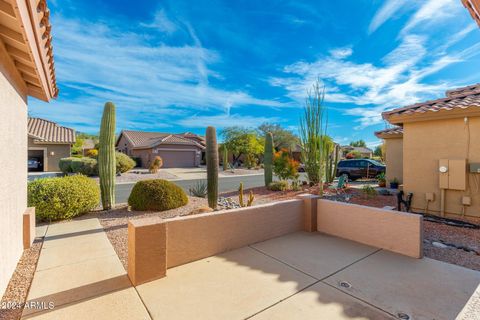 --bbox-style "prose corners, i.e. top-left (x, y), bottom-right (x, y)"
top-left (22, 219), bottom-right (150, 319)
